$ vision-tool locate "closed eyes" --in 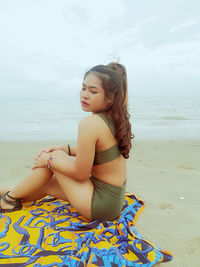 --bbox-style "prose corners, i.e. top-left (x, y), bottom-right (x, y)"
top-left (81, 87), bottom-right (98, 94)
